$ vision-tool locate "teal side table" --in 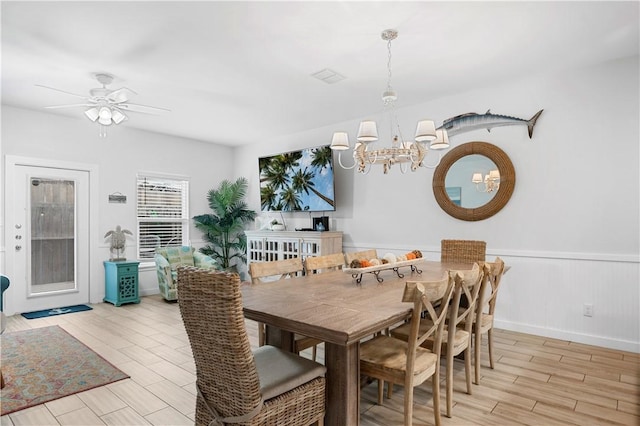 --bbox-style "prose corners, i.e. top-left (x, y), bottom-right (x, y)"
top-left (104, 260), bottom-right (140, 306)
